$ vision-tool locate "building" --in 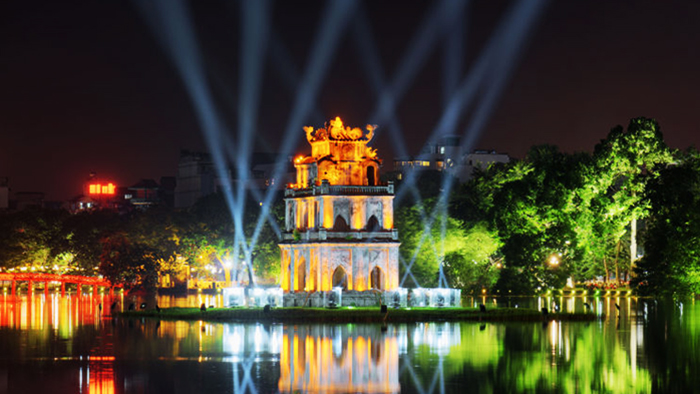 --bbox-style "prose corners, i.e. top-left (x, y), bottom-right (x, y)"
top-left (127, 179), bottom-right (161, 208)
top-left (279, 117), bottom-right (400, 298)
top-left (174, 150), bottom-right (293, 208)
top-left (394, 135), bottom-right (510, 183)
top-left (68, 173), bottom-right (124, 213)
top-left (174, 150), bottom-right (218, 208)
